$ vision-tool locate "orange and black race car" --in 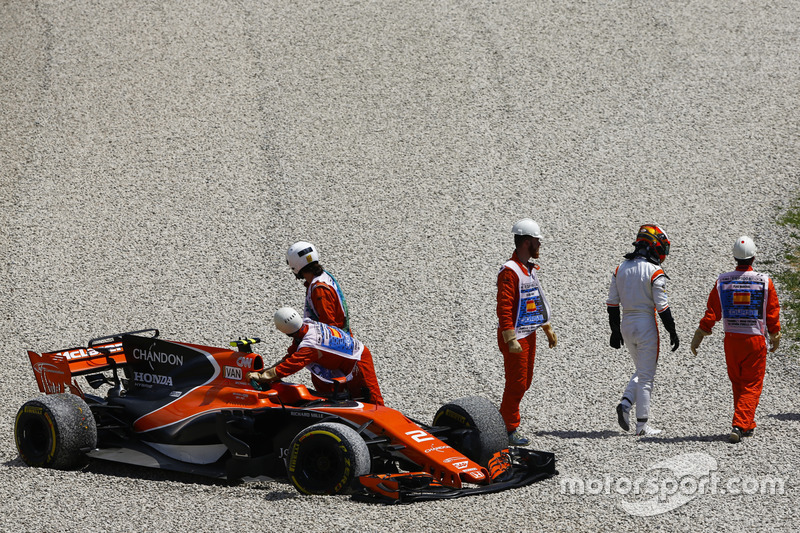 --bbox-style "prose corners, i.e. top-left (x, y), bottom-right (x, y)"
top-left (14, 329), bottom-right (557, 503)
